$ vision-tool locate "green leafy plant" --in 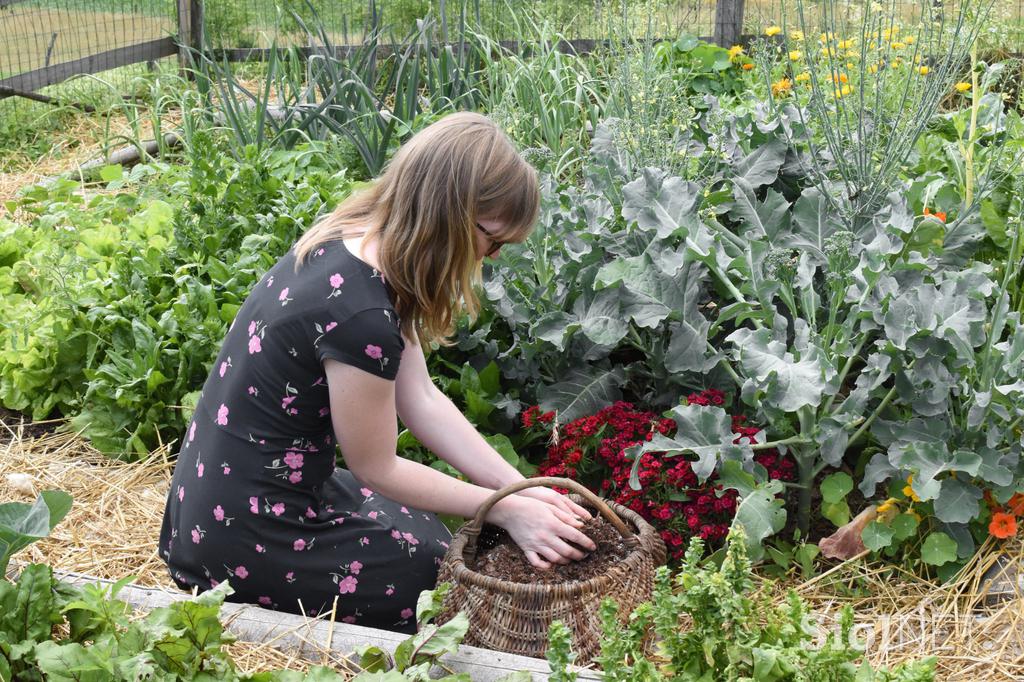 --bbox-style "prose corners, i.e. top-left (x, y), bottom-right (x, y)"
top-left (594, 525), bottom-right (937, 681)
top-left (0, 490), bottom-right (72, 577)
